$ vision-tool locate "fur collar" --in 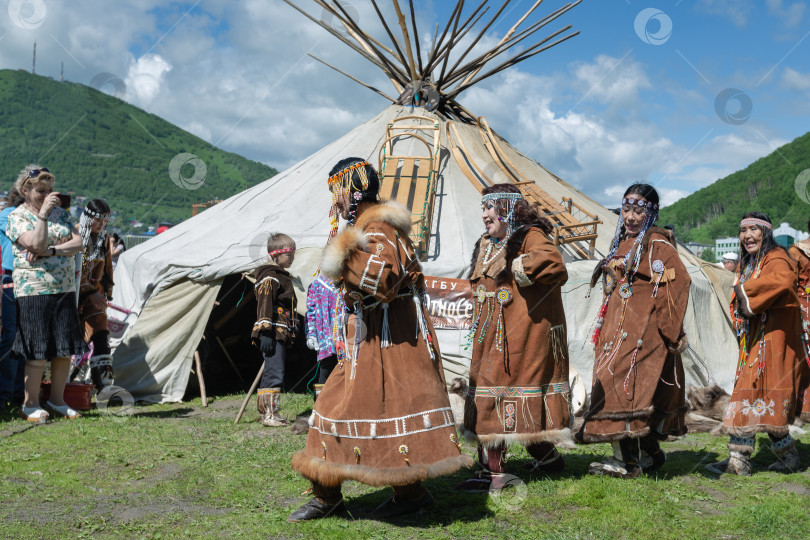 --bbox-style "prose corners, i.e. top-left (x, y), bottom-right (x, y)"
top-left (353, 200), bottom-right (412, 237)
